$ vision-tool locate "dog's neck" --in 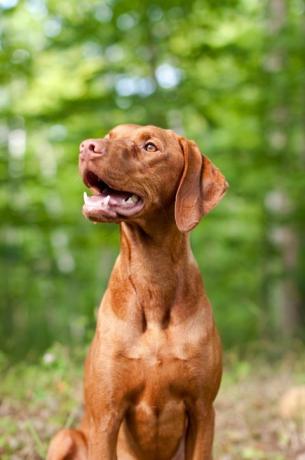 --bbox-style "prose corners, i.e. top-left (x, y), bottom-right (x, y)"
top-left (120, 220), bottom-right (189, 266)
top-left (107, 215), bottom-right (203, 329)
